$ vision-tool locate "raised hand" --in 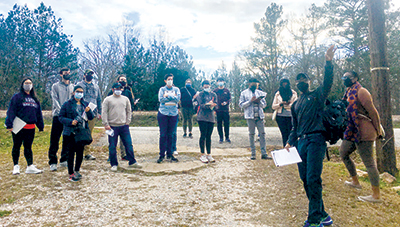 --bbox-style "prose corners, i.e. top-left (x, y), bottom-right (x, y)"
top-left (325, 45), bottom-right (337, 61)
